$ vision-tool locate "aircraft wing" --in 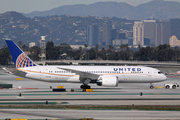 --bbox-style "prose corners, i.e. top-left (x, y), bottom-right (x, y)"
top-left (57, 67), bottom-right (100, 80)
